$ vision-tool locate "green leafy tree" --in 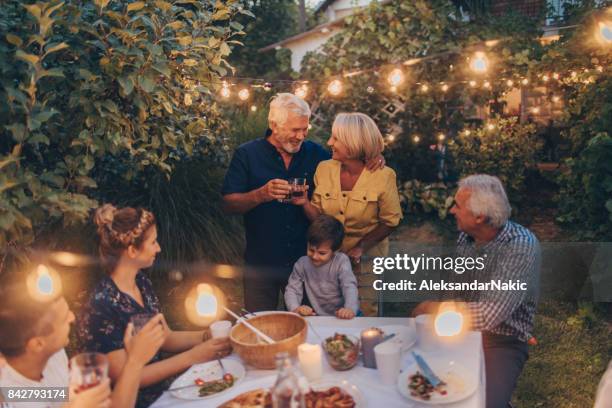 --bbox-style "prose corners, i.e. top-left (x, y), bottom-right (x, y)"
top-left (0, 0), bottom-right (247, 246)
